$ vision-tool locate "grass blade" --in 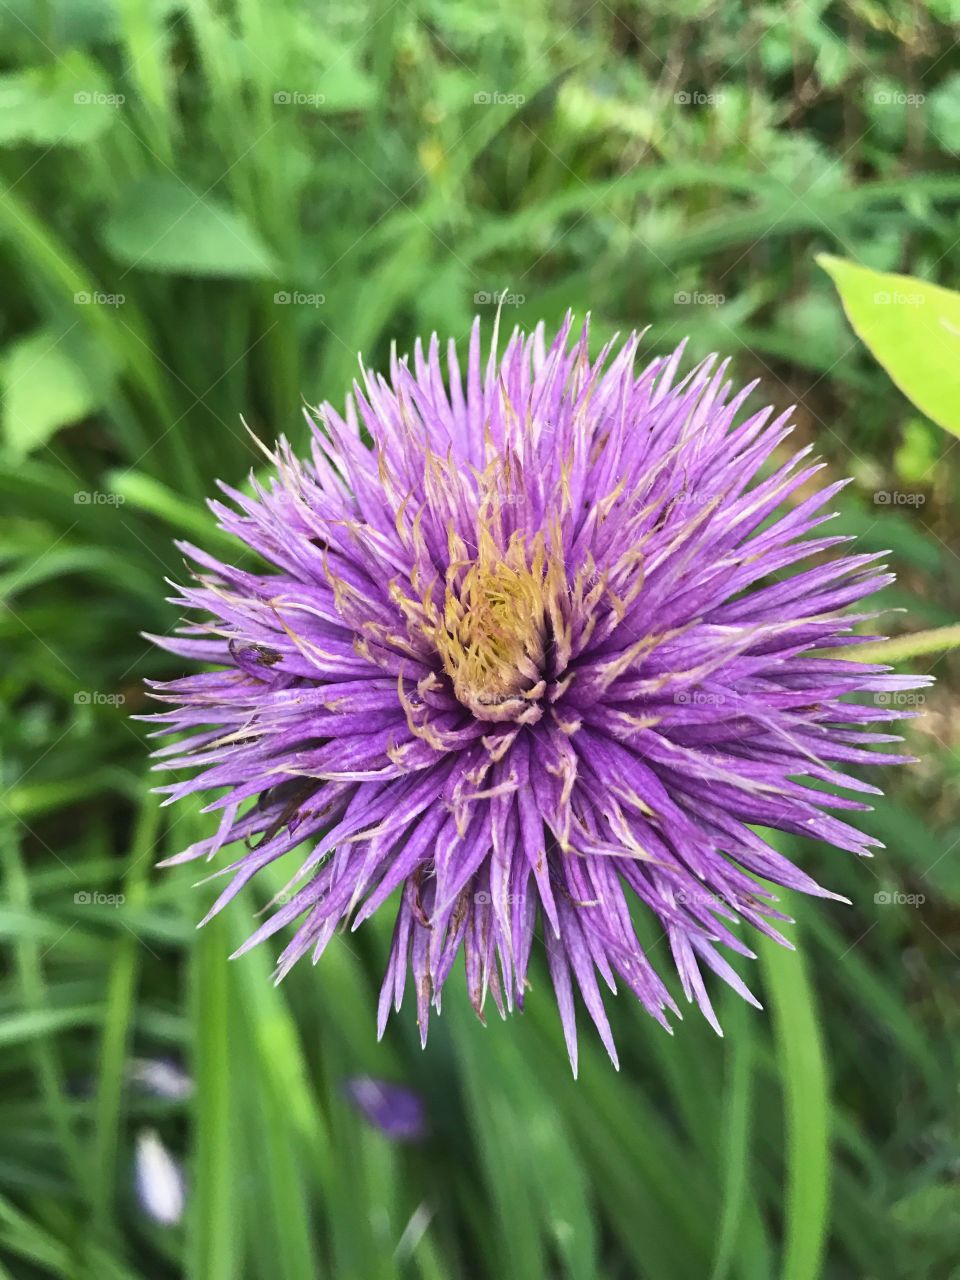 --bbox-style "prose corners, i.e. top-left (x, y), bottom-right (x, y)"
top-left (760, 898), bottom-right (831, 1280)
